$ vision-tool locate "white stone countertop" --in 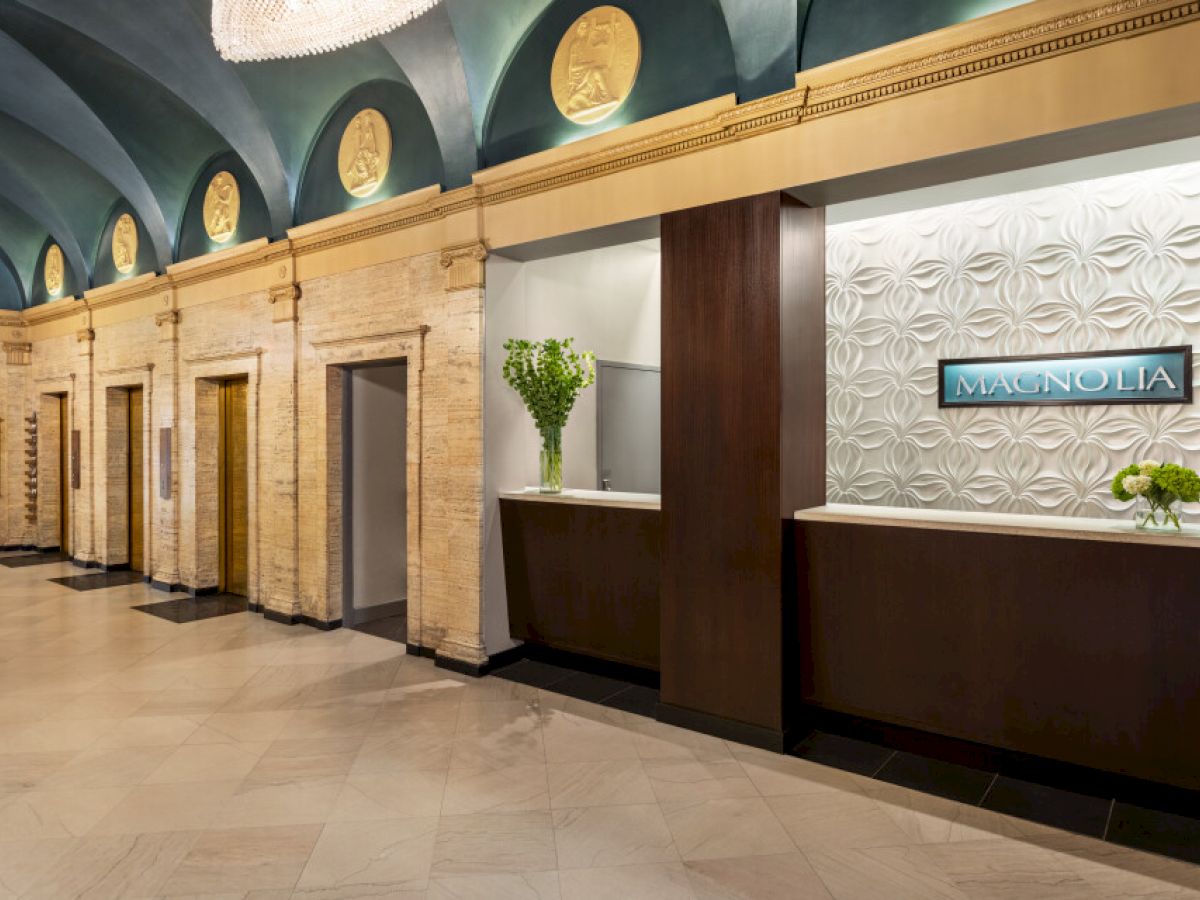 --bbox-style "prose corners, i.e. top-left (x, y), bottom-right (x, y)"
top-left (794, 503), bottom-right (1200, 547)
top-left (500, 488), bottom-right (662, 511)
